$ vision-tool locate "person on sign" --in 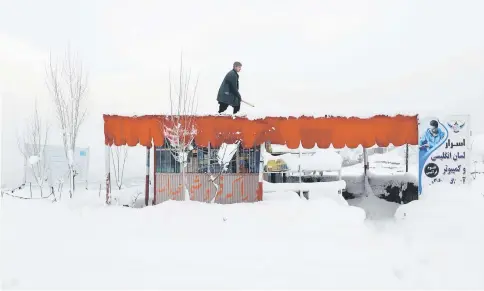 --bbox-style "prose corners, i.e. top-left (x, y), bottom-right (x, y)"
top-left (419, 119), bottom-right (445, 152)
top-left (217, 61), bottom-right (242, 115)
